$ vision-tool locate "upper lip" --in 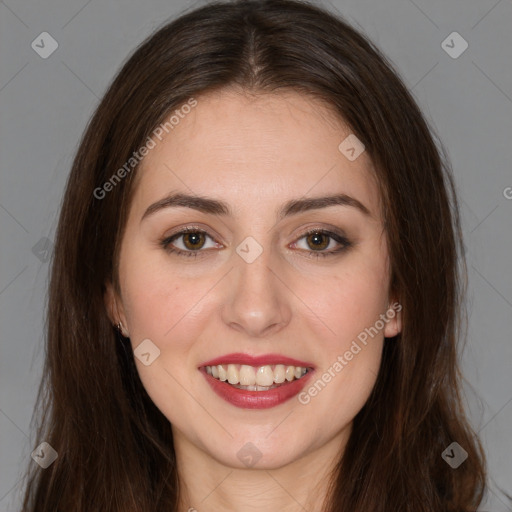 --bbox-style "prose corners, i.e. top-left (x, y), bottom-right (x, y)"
top-left (199, 352), bottom-right (314, 369)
